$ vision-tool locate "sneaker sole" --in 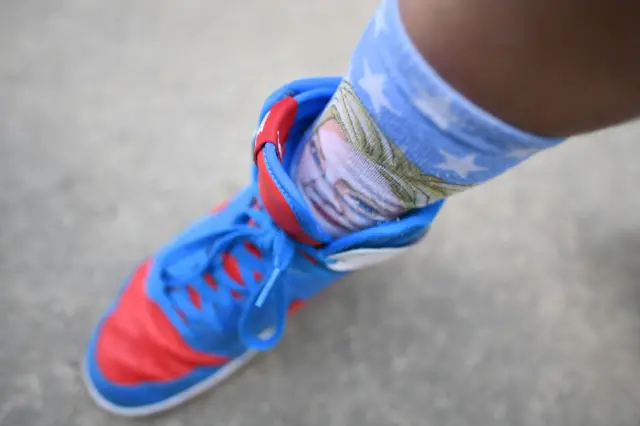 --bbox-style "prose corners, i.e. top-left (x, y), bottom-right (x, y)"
top-left (81, 348), bottom-right (259, 417)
